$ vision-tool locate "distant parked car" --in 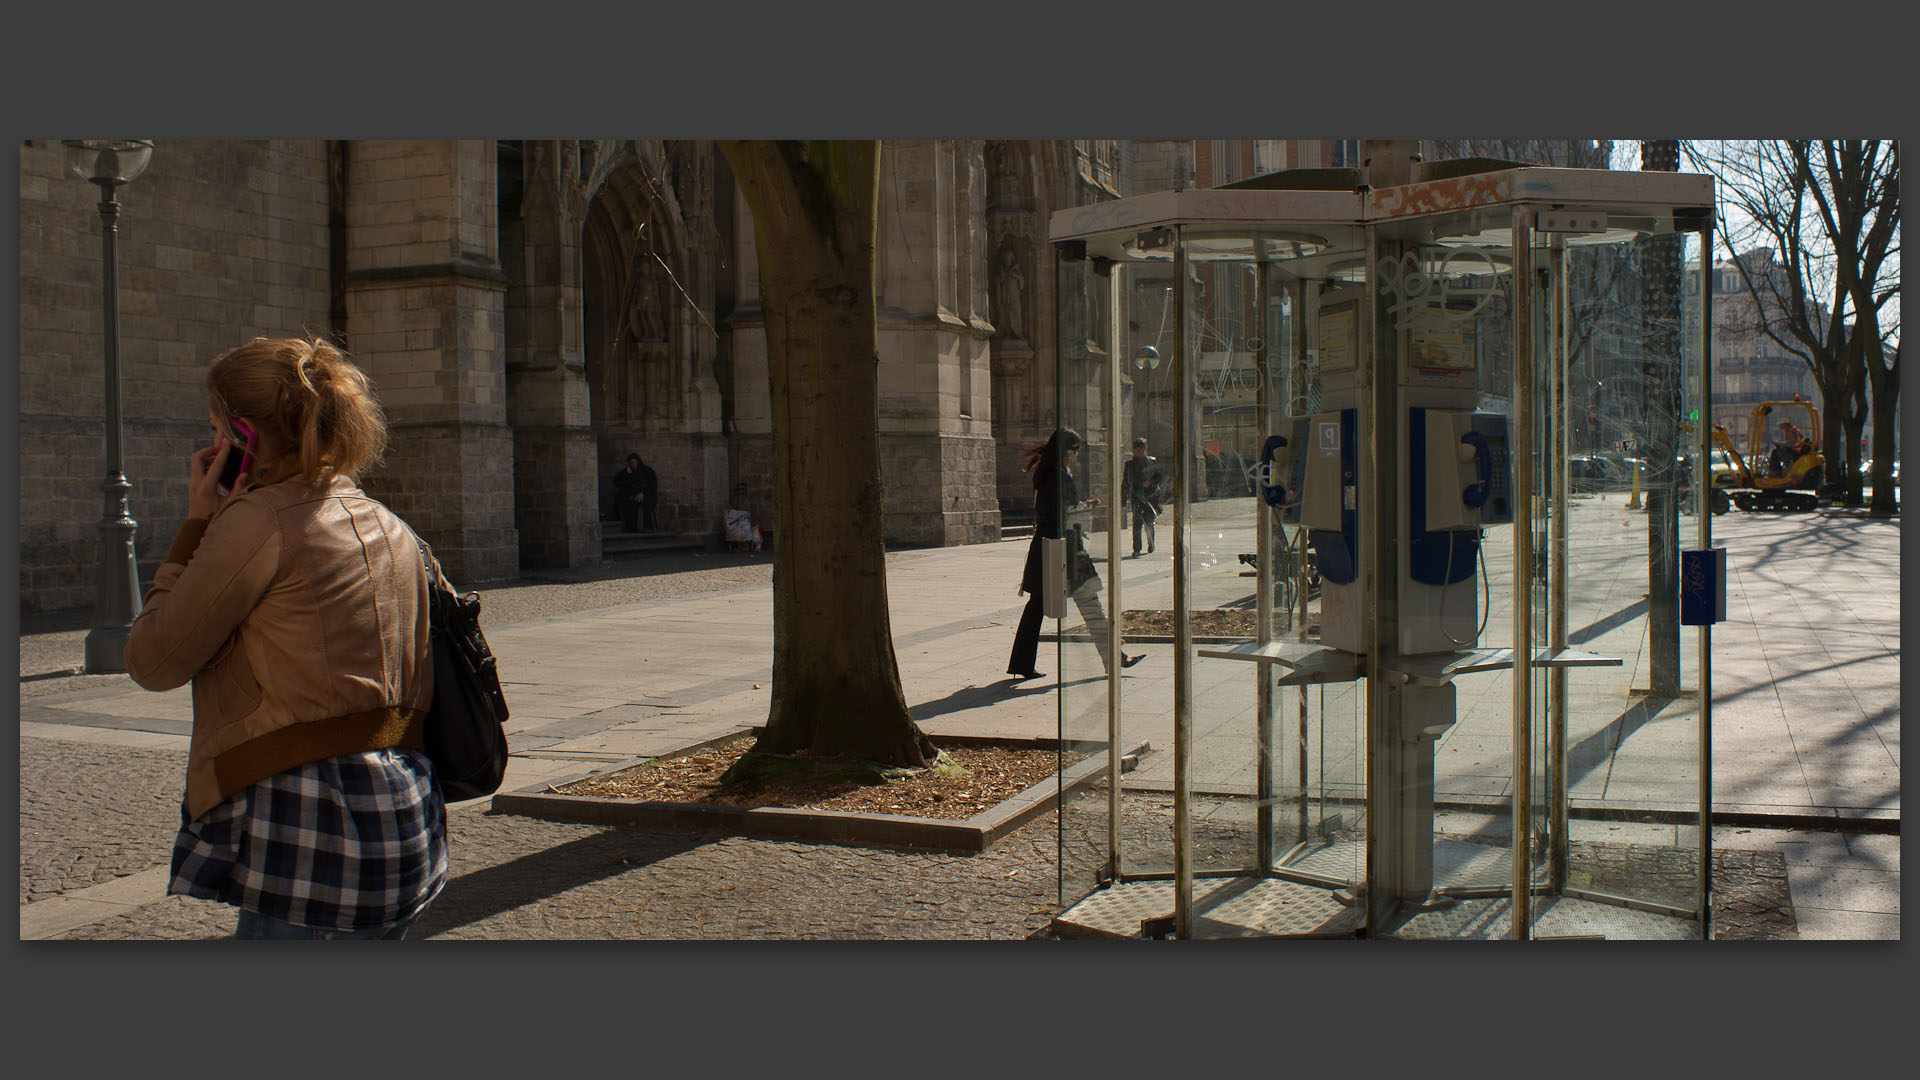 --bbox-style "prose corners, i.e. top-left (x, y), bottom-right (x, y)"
top-left (1597, 451), bottom-right (1646, 483)
top-left (1859, 458), bottom-right (1901, 483)
top-left (1567, 454), bottom-right (1623, 492)
top-left (1706, 446), bottom-right (1742, 488)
